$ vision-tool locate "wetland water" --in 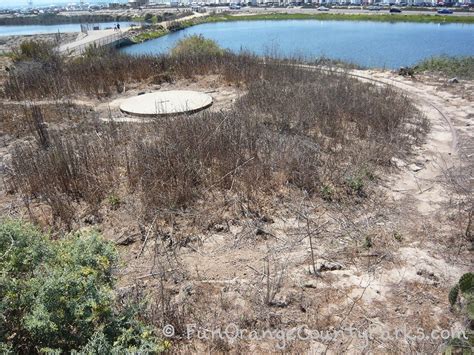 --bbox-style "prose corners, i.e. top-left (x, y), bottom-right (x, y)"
top-left (121, 20), bottom-right (474, 68)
